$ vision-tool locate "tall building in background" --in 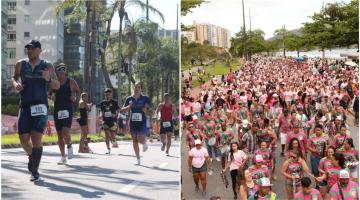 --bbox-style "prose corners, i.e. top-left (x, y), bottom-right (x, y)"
top-left (2, 0), bottom-right (8, 94)
top-left (158, 28), bottom-right (178, 40)
top-left (5, 0), bottom-right (64, 94)
top-left (182, 21), bottom-right (231, 49)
